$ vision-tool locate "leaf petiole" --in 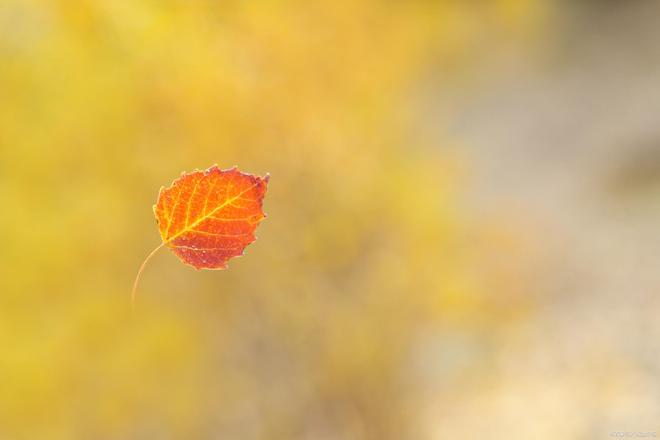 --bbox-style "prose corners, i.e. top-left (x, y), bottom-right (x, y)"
top-left (131, 242), bottom-right (165, 307)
